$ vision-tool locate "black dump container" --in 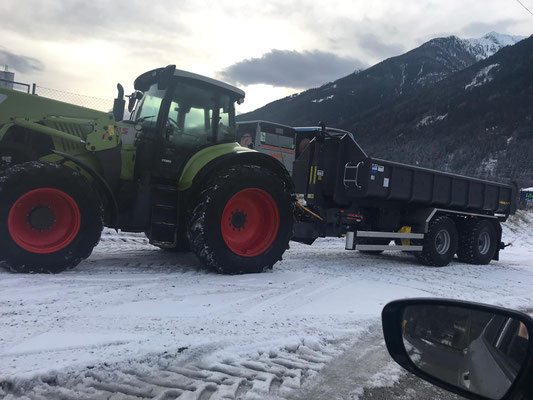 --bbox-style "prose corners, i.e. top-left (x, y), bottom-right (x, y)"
top-left (298, 132), bottom-right (517, 216)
